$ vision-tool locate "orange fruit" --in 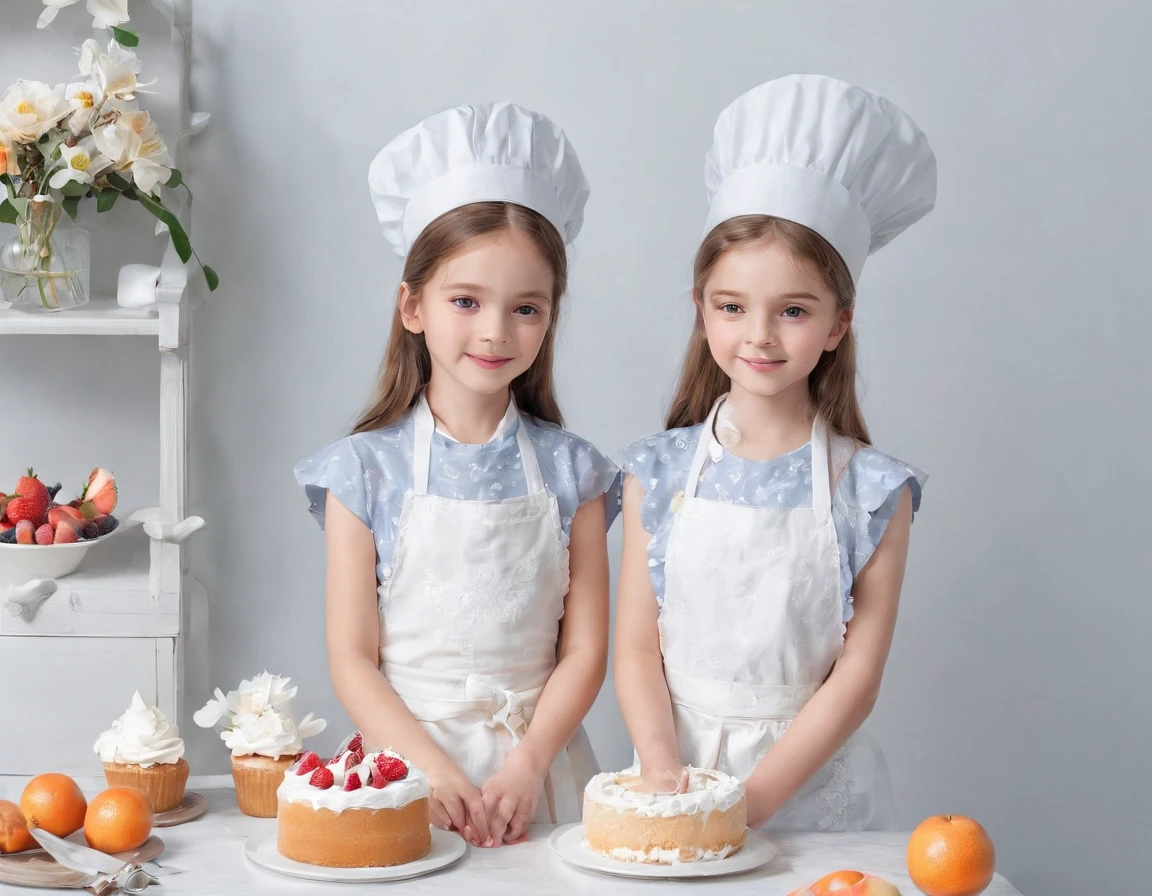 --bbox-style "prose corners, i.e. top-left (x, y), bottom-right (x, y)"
top-left (20, 773), bottom-right (87, 838)
top-left (0, 800), bottom-right (36, 853)
top-left (907, 814), bottom-right (996, 896)
top-left (83, 787), bottom-right (153, 854)
top-left (811, 871), bottom-right (866, 894)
